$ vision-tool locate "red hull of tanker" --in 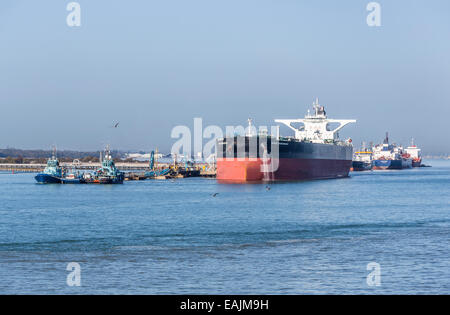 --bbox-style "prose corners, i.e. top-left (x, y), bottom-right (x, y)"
top-left (217, 158), bottom-right (352, 182)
